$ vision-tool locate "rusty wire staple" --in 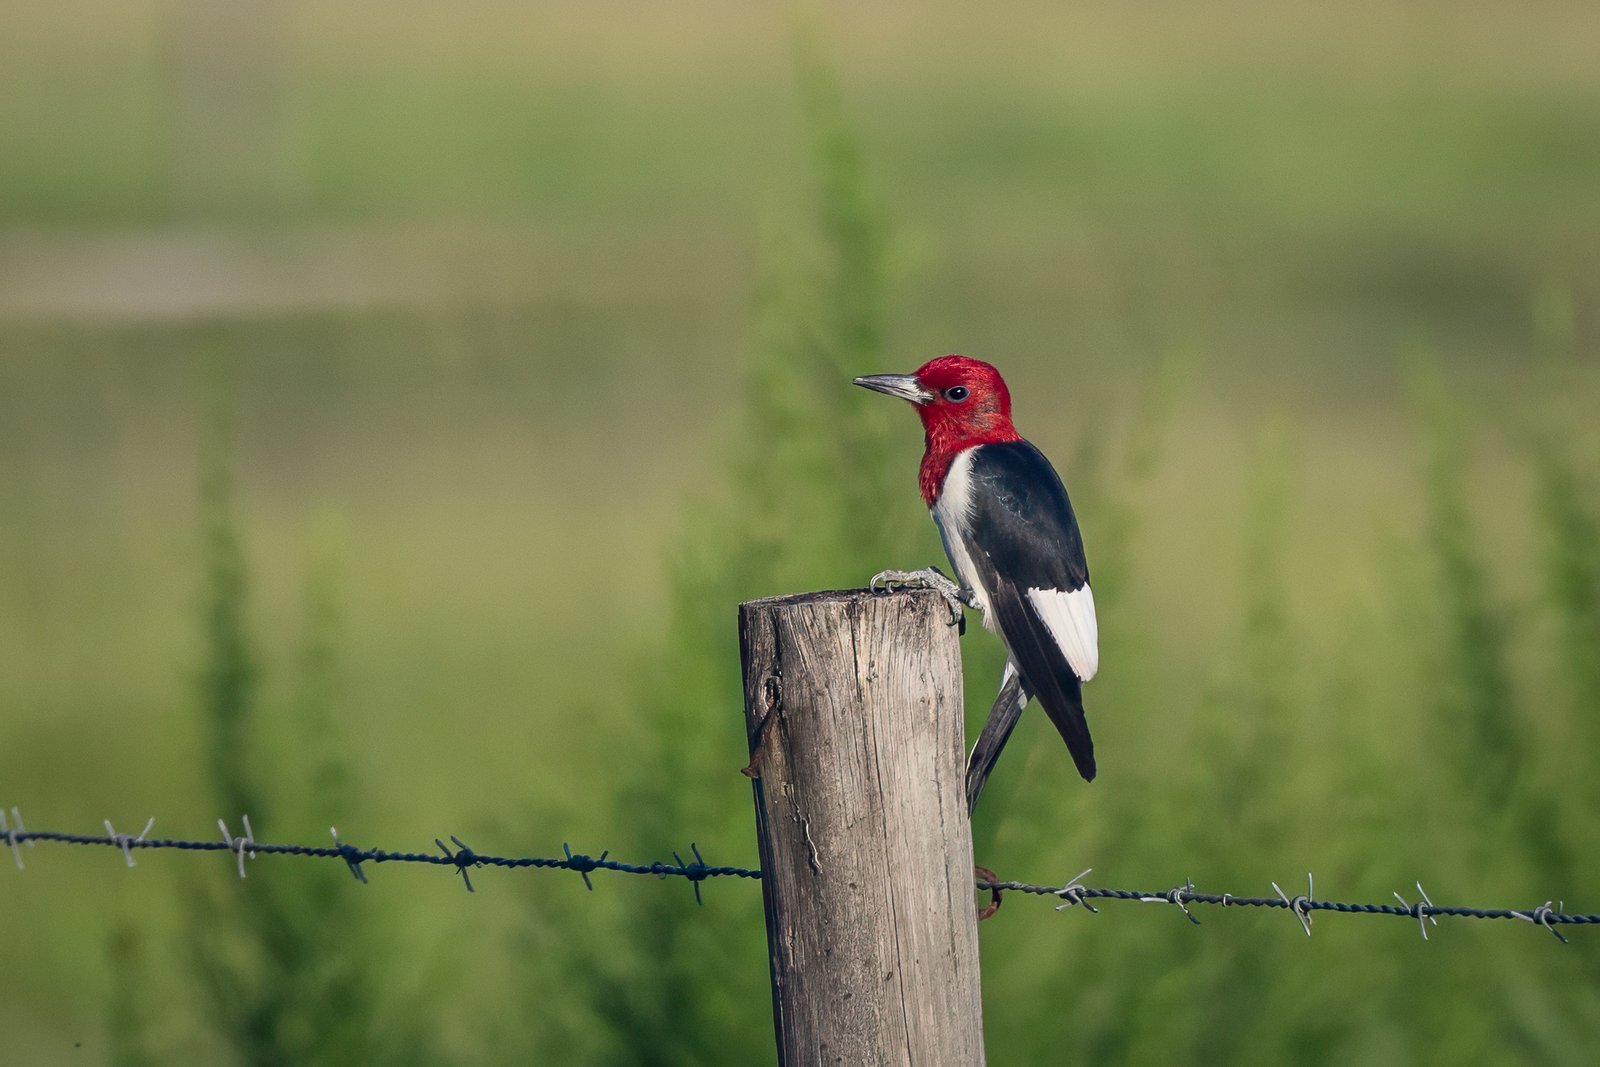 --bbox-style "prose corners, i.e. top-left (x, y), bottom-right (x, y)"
top-left (975, 866), bottom-right (1003, 921)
